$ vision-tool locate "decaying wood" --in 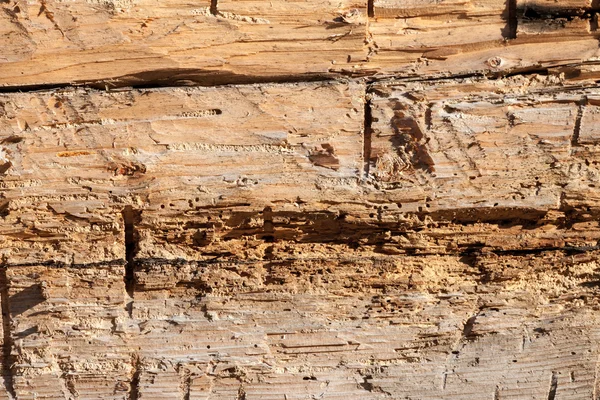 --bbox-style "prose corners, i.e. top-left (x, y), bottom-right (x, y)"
top-left (0, 0), bottom-right (368, 87)
top-left (2, 0), bottom-right (600, 399)
top-left (1, 0), bottom-right (600, 87)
